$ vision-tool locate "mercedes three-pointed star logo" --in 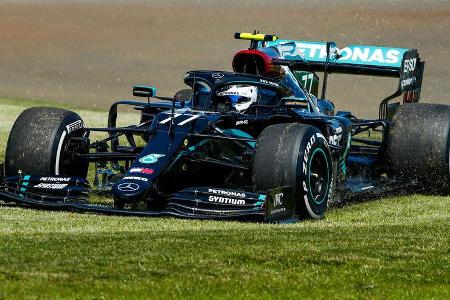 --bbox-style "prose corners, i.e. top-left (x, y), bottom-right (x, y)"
top-left (117, 182), bottom-right (140, 192)
top-left (212, 73), bottom-right (224, 79)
